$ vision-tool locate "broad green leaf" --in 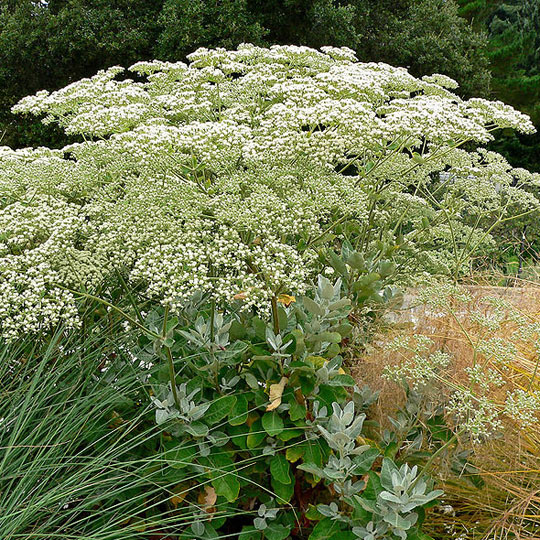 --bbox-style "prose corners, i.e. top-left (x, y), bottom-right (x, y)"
top-left (289, 401), bottom-right (306, 421)
top-left (271, 477), bottom-right (294, 503)
top-left (299, 375), bottom-right (316, 395)
top-left (380, 457), bottom-right (399, 490)
top-left (350, 497), bottom-right (372, 521)
top-left (364, 471), bottom-right (383, 500)
top-left (379, 260), bottom-right (396, 278)
top-left (286, 445), bottom-right (305, 462)
top-left (165, 442), bottom-right (197, 469)
top-left (327, 374), bottom-right (355, 387)
top-left (277, 428), bottom-right (304, 441)
top-left (252, 317), bottom-right (267, 340)
top-left (304, 504), bottom-right (324, 520)
top-left (202, 523), bottom-right (220, 539)
top-left (297, 463), bottom-right (324, 477)
top-left (382, 511), bottom-right (416, 530)
top-left (277, 306), bottom-right (288, 333)
top-left (239, 526), bottom-right (262, 540)
top-left (383, 441), bottom-right (398, 458)
top-left (346, 252), bottom-right (366, 271)
top-left (316, 384), bottom-right (347, 411)
top-left (352, 273), bottom-right (380, 292)
top-left (228, 422), bottom-right (249, 449)
top-left (247, 419), bottom-right (266, 449)
top-left (301, 440), bottom-right (323, 467)
top-left (262, 411), bottom-right (284, 437)
top-left (229, 394), bottom-right (249, 425)
top-left (332, 323), bottom-right (352, 337)
top-left (364, 160), bottom-right (375, 173)
top-left (212, 473), bottom-right (240, 503)
top-left (303, 297), bottom-right (324, 317)
top-left (291, 328), bottom-right (306, 355)
top-left (229, 319), bottom-right (247, 340)
top-left (270, 454), bottom-right (292, 484)
top-left (314, 331), bottom-right (341, 344)
top-left (185, 422), bottom-right (209, 437)
top-left (353, 447), bottom-right (379, 474)
top-left (204, 395), bottom-right (237, 425)
top-left (264, 522), bottom-right (291, 540)
top-left (244, 372), bottom-right (260, 390)
top-left (308, 517), bottom-right (342, 539)
top-left (328, 250), bottom-right (348, 277)
top-left (426, 415), bottom-right (453, 442)
top-left (321, 281), bottom-right (334, 300)
top-left (200, 448), bottom-right (240, 503)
